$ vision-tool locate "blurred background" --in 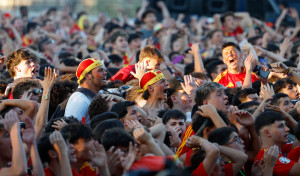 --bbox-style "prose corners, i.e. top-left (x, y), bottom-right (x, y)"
top-left (1, 0), bottom-right (300, 23)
